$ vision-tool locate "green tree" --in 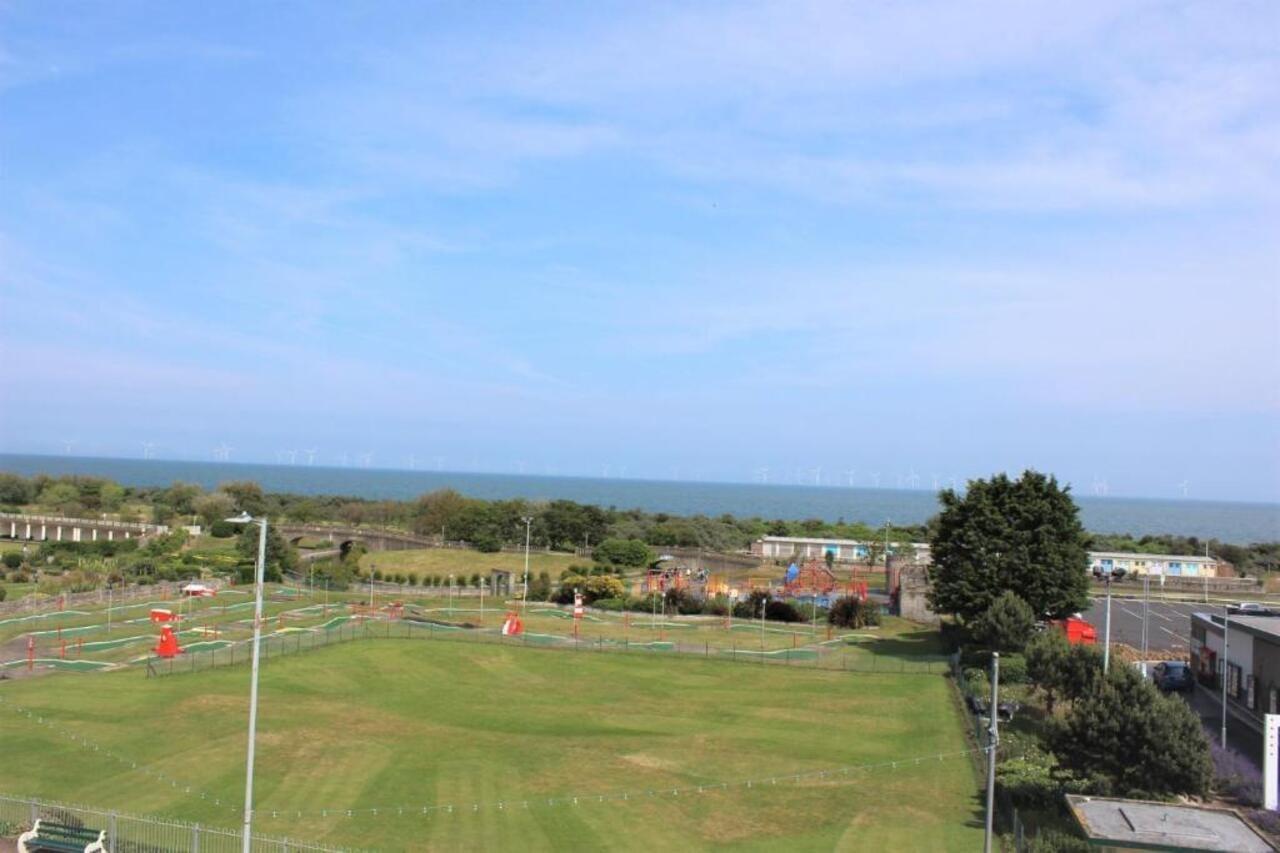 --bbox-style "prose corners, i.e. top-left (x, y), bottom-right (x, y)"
top-left (1051, 665), bottom-right (1212, 798)
top-left (99, 482), bottom-right (126, 512)
top-left (928, 471), bottom-right (1089, 624)
top-left (236, 523), bottom-right (297, 580)
top-left (193, 492), bottom-right (236, 528)
top-left (1025, 629), bottom-right (1104, 714)
top-left (0, 473), bottom-right (33, 505)
top-left (220, 481), bottom-right (266, 516)
top-left (592, 538), bottom-right (654, 567)
top-left (972, 591), bottom-right (1036, 651)
top-left (410, 489), bottom-right (469, 538)
top-left (38, 482), bottom-right (81, 513)
top-left (828, 595), bottom-right (880, 629)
